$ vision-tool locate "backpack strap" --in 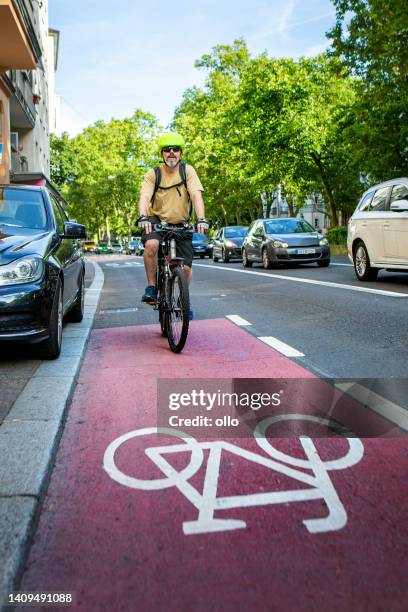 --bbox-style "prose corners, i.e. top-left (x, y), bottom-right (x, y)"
top-left (179, 162), bottom-right (192, 216)
top-left (150, 166), bottom-right (162, 206)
